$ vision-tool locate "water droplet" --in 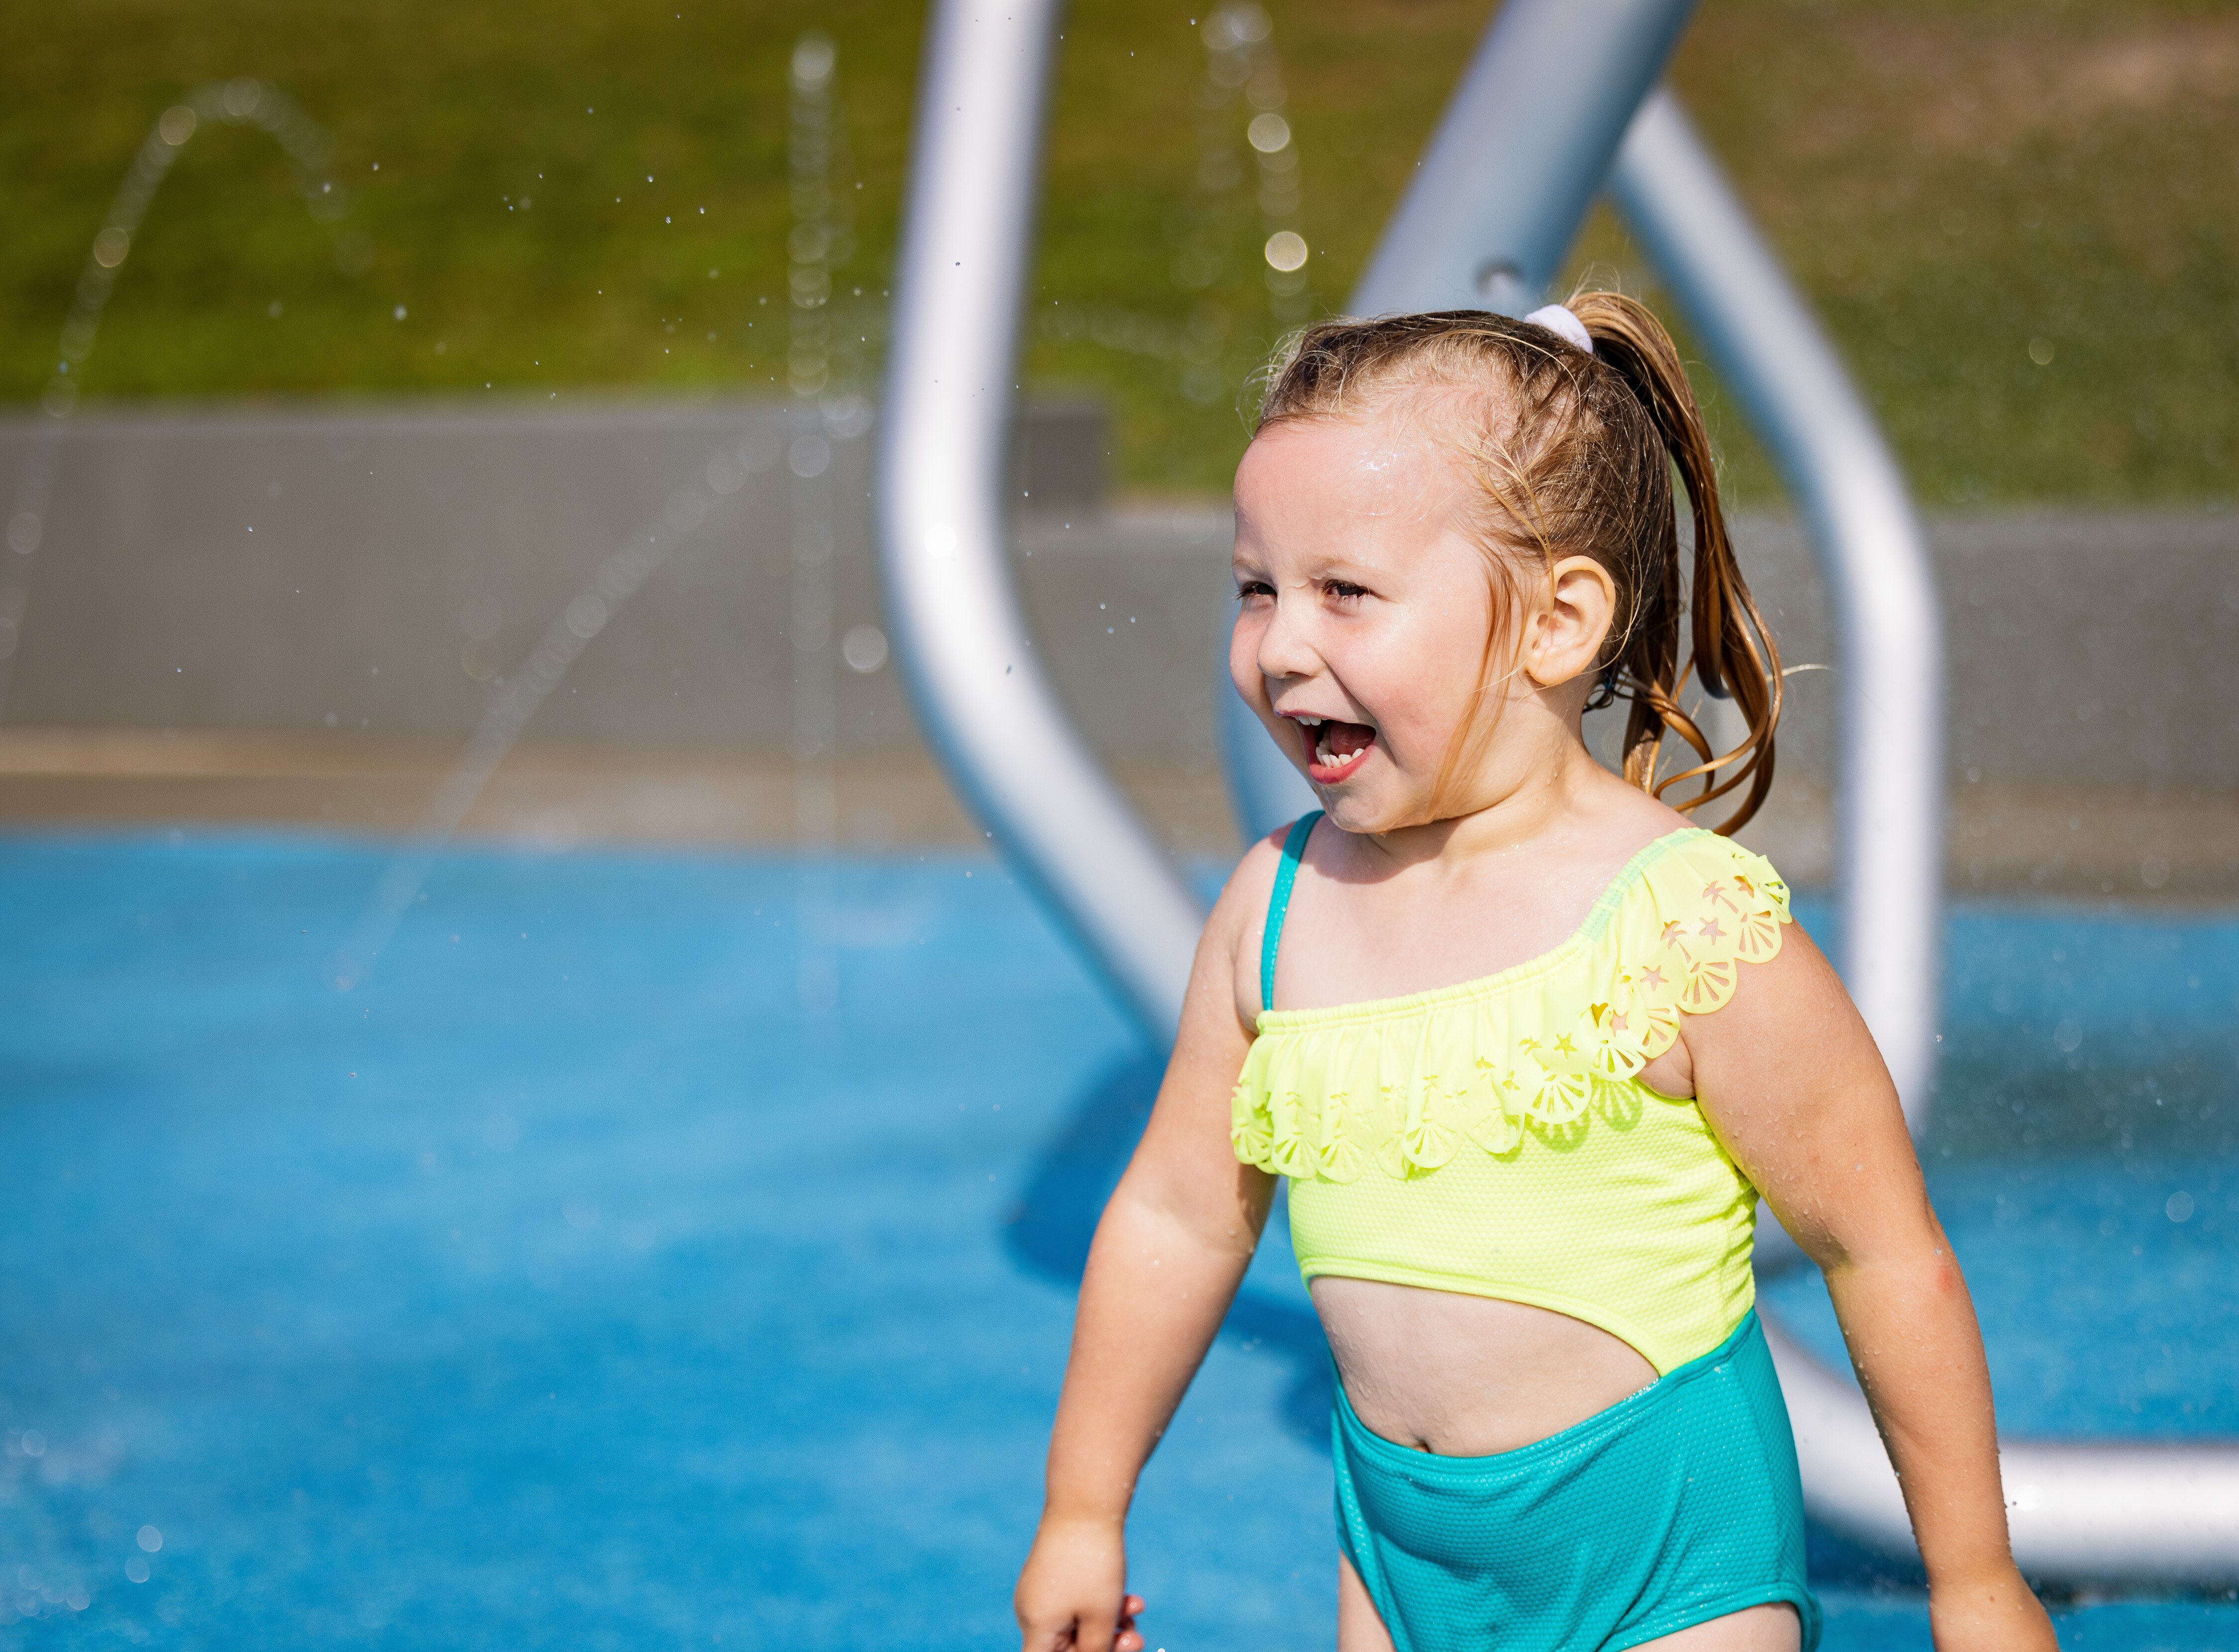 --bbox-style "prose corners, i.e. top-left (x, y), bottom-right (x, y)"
top-left (2028, 337), bottom-right (2054, 366)
top-left (791, 33), bottom-right (837, 91)
top-left (788, 434), bottom-right (830, 478)
top-left (564, 594), bottom-right (609, 638)
top-left (820, 394), bottom-right (872, 440)
top-left (787, 224), bottom-right (829, 264)
top-left (137, 1526), bottom-right (162, 1553)
top-left (1263, 230), bottom-right (1308, 273)
top-left (1247, 112), bottom-right (1291, 154)
top-left (392, 304), bottom-right (407, 321)
top-left (841, 624), bottom-right (888, 674)
top-left (19, 1430), bottom-right (45, 1458)
top-left (158, 105), bottom-right (197, 146)
top-left (1204, 3), bottom-right (1270, 48)
top-left (125, 1557), bottom-right (150, 1584)
top-left (92, 227), bottom-right (130, 269)
top-left (2167, 1191), bottom-right (2195, 1223)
